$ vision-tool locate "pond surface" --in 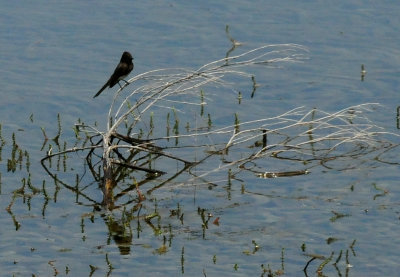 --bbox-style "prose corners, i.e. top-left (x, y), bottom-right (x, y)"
top-left (1, 1), bottom-right (400, 276)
